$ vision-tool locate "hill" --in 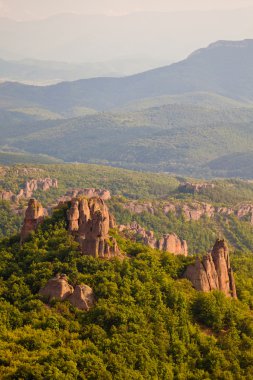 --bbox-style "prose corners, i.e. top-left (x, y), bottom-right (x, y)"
top-left (1, 40), bottom-right (253, 112)
top-left (1, 166), bottom-right (253, 378)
